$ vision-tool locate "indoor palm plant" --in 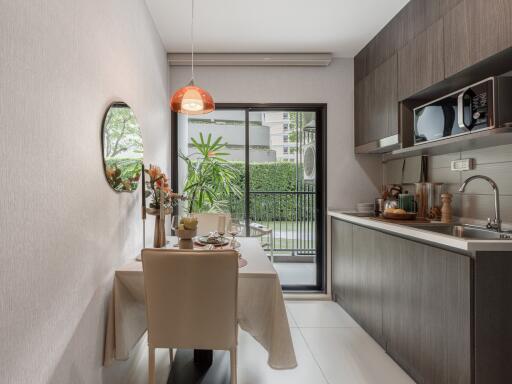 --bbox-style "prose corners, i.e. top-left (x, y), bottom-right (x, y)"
top-left (179, 133), bottom-right (242, 213)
